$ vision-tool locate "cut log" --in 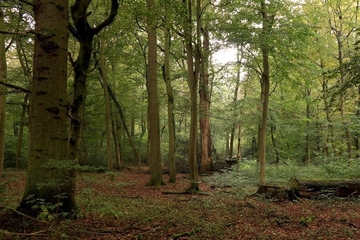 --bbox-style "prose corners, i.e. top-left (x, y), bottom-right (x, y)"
top-left (289, 178), bottom-right (360, 198)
